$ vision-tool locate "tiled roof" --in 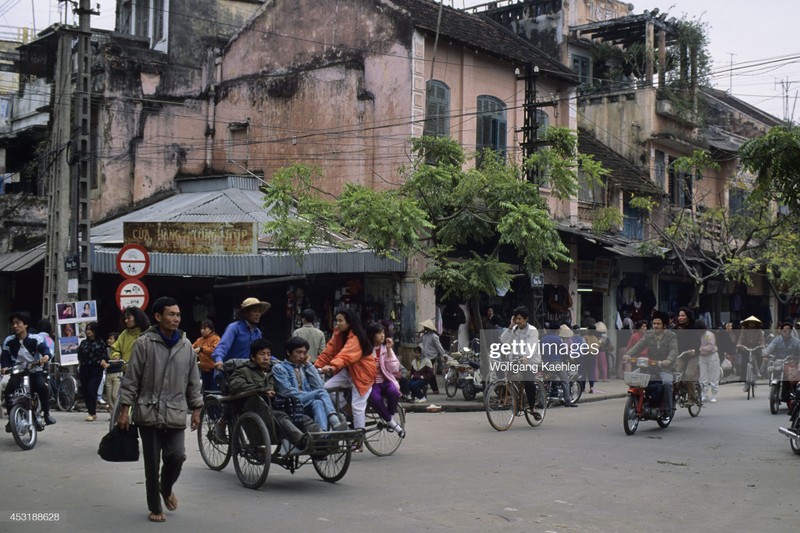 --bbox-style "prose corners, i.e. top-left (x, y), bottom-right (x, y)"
top-left (700, 87), bottom-right (782, 128)
top-left (390, 0), bottom-right (575, 82)
top-left (578, 129), bottom-right (663, 196)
